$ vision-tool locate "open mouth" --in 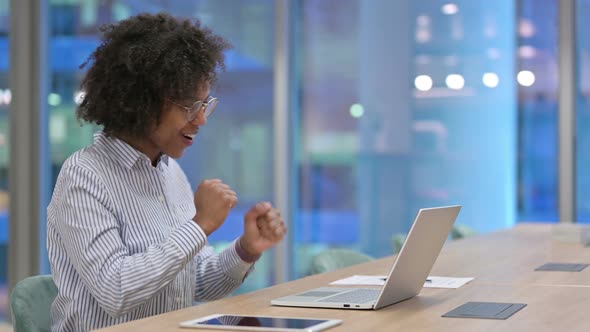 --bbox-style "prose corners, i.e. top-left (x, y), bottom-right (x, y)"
top-left (183, 133), bottom-right (196, 141)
